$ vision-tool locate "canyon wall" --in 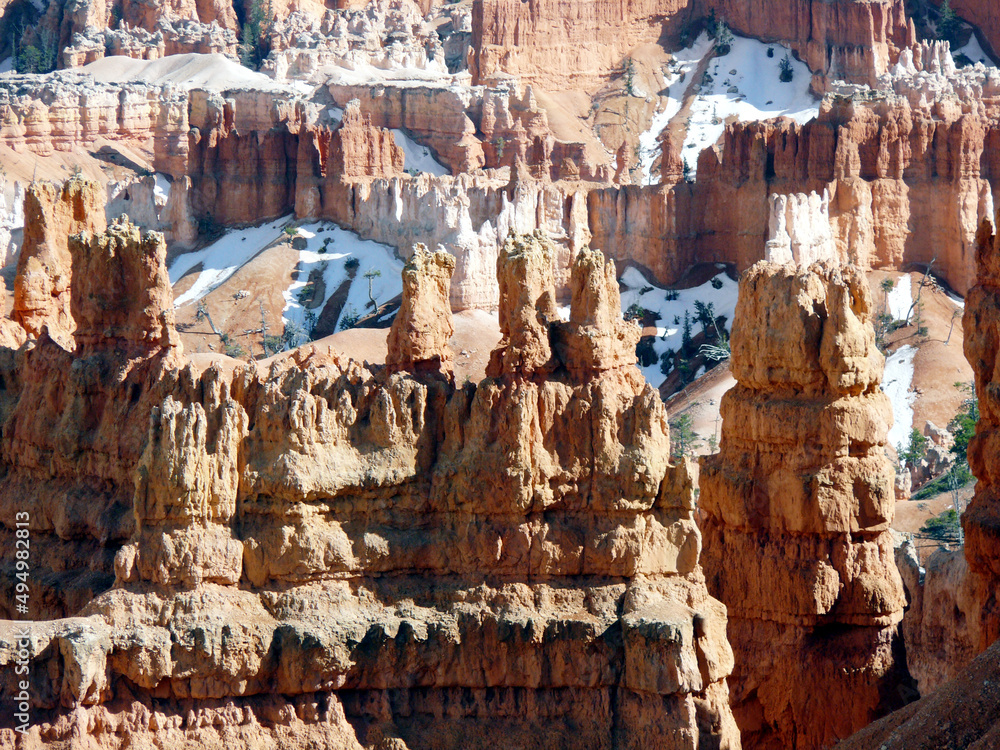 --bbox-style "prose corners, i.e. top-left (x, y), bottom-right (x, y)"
top-left (471, 0), bottom-right (912, 90)
top-left (699, 261), bottom-right (912, 749)
top-left (590, 93), bottom-right (999, 295)
top-left (0, 226), bottom-right (740, 749)
top-left (959, 214), bottom-right (1000, 654)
